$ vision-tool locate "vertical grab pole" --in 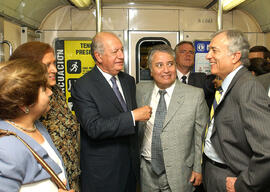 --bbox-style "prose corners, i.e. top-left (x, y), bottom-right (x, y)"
top-left (217, 0), bottom-right (223, 31)
top-left (96, 0), bottom-right (102, 33)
